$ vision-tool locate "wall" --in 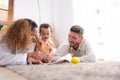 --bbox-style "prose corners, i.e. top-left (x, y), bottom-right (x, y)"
top-left (14, 0), bottom-right (73, 45)
top-left (14, 0), bottom-right (40, 25)
top-left (51, 0), bottom-right (73, 43)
